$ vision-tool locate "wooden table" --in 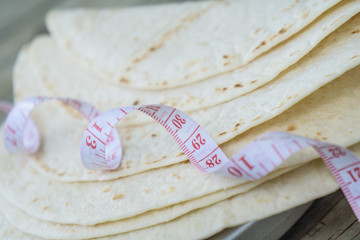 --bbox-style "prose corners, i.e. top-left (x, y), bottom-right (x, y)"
top-left (0, 0), bottom-right (359, 239)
